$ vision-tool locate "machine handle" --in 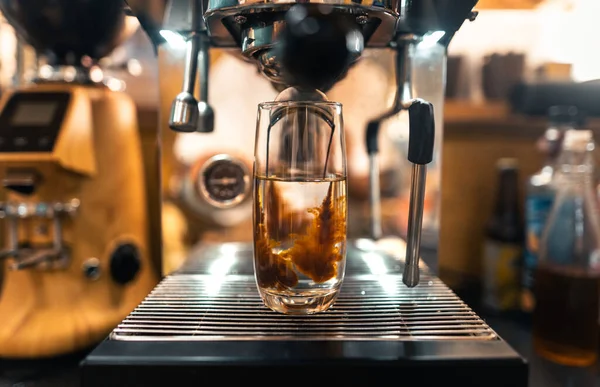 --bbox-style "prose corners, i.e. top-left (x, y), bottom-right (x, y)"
top-left (407, 99), bottom-right (435, 165)
top-left (403, 99), bottom-right (435, 288)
